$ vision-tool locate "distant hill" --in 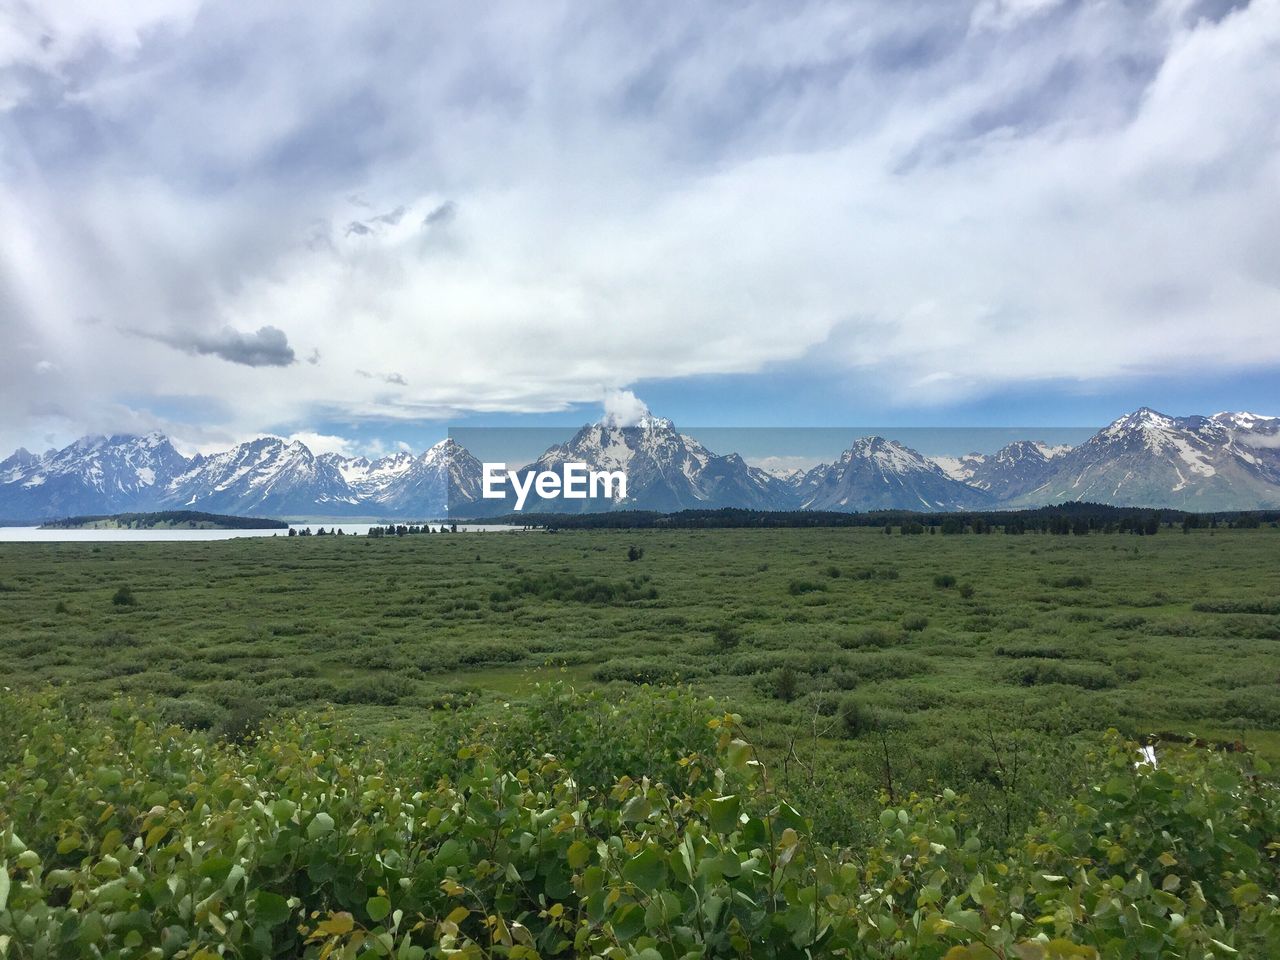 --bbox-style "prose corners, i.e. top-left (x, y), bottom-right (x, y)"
top-left (39, 511), bottom-right (290, 530)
